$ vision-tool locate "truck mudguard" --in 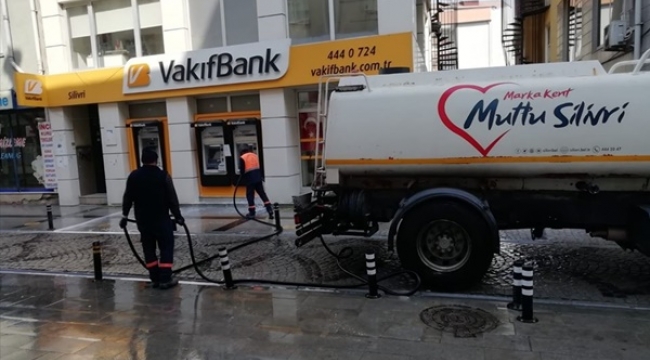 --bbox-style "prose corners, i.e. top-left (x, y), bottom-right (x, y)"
top-left (387, 188), bottom-right (500, 253)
